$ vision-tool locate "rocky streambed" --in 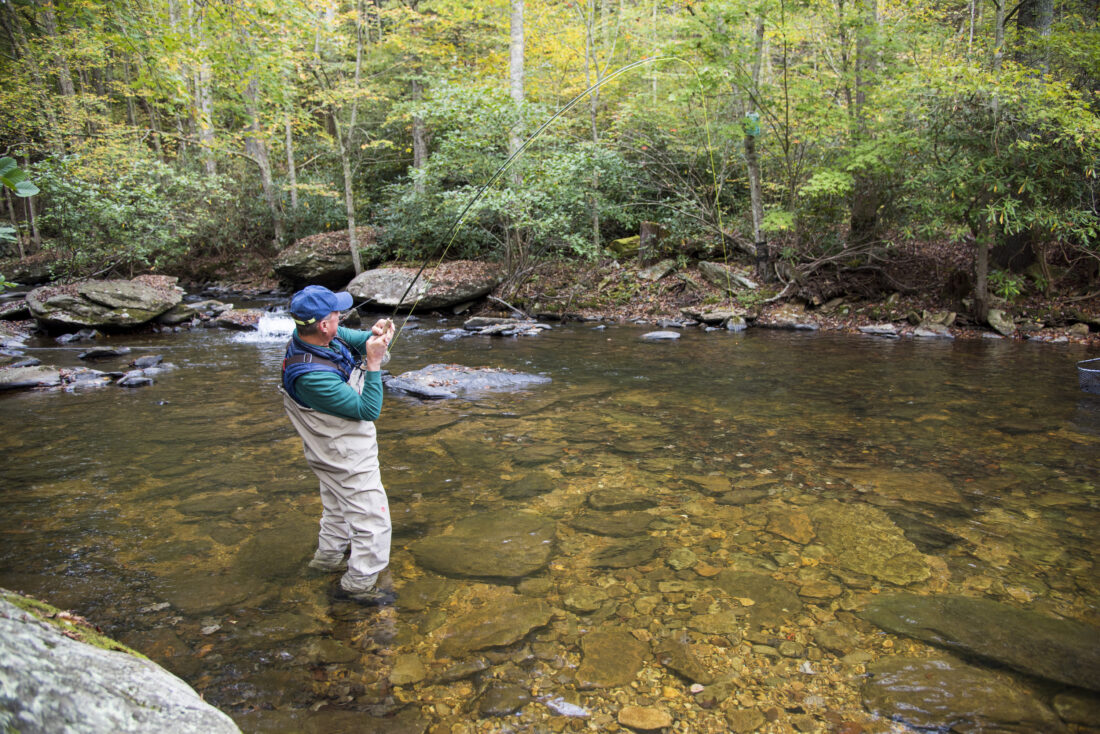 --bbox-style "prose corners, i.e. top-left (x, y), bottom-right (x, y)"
top-left (0, 310), bottom-right (1097, 734)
